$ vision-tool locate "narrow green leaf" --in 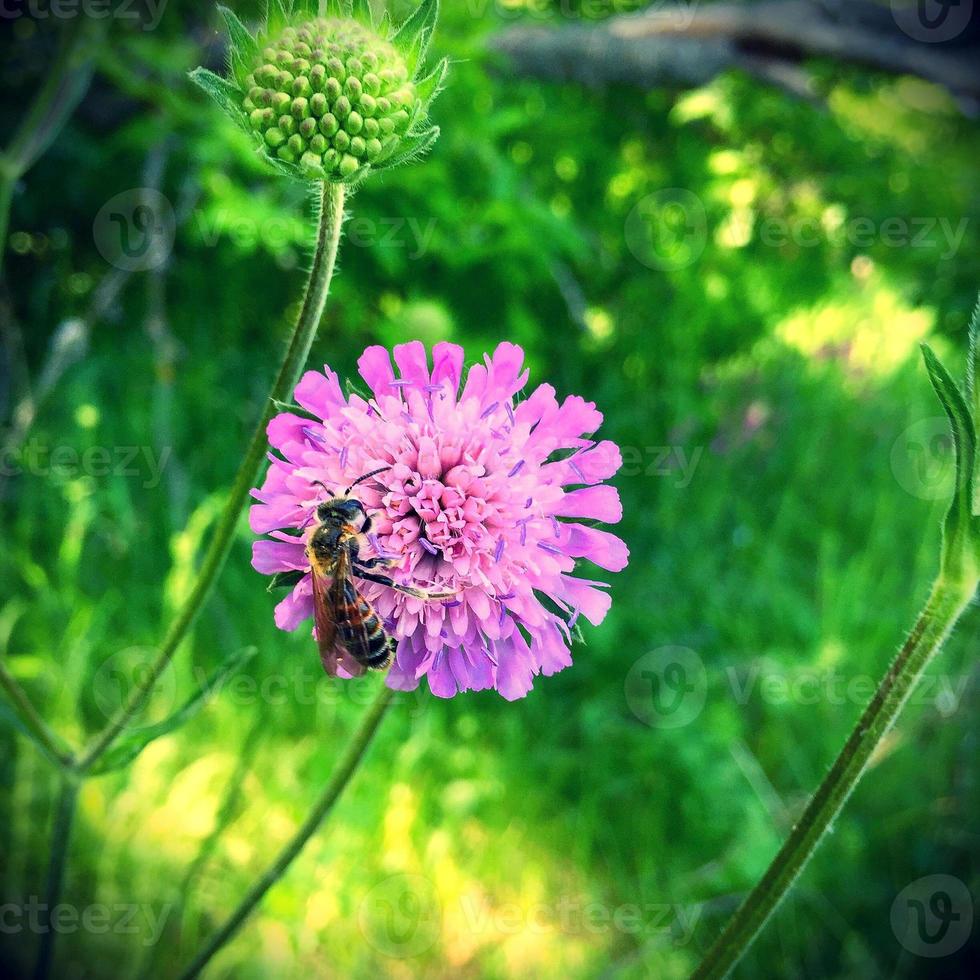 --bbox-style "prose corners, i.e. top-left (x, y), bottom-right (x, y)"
top-left (266, 0), bottom-right (293, 33)
top-left (218, 6), bottom-right (259, 87)
top-left (966, 294), bottom-right (980, 426)
top-left (382, 125), bottom-right (440, 171)
top-left (377, 9), bottom-right (392, 37)
top-left (189, 67), bottom-right (248, 130)
top-left (89, 647), bottom-right (257, 776)
top-left (393, 0), bottom-right (438, 65)
top-left (350, 0), bottom-right (373, 24)
top-left (922, 343), bottom-right (976, 573)
top-left (414, 56), bottom-right (448, 117)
